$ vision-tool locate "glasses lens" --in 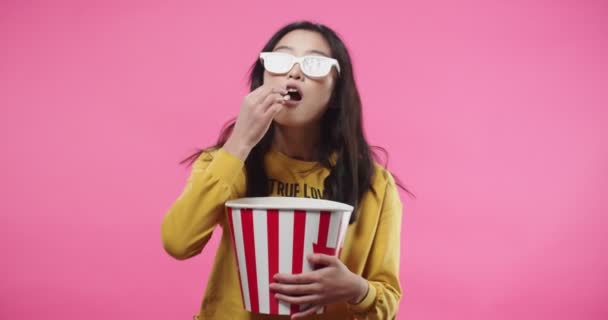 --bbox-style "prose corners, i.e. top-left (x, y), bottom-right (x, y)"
top-left (302, 56), bottom-right (332, 77)
top-left (264, 53), bottom-right (294, 74)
